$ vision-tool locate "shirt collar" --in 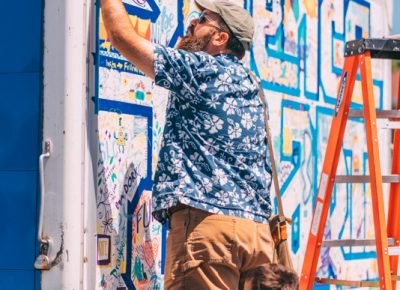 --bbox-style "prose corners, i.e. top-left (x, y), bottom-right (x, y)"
top-left (213, 53), bottom-right (240, 63)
